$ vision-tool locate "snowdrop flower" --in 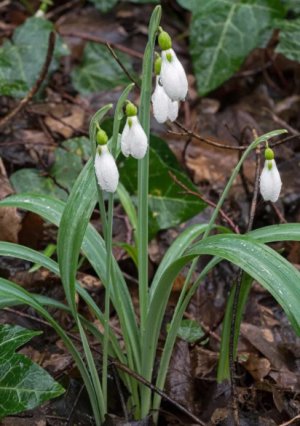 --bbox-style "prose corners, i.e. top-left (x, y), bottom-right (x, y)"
top-left (151, 56), bottom-right (179, 123)
top-left (94, 129), bottom-right (119, 193)
top-left (121, 102), bottom-right (148, 159)
top-left (260, 148), bottom-right (282, 202)
top-left (158, 29), bottom-right (188, 102)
